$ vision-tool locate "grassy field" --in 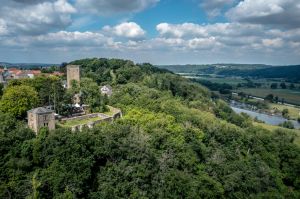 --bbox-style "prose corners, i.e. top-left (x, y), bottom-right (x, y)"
top-left (237, 88), bottom-right (300, 105)
top-left (269, 103), bottom-right (300, 120)
top-left (185, 76), bottom-right (247, 85)
top-left (60, 116), bottom-right (101, 127)
top-left (103, 105), bottom-right (120, 116)
top-left (253, 122), bottom-right (300, 146)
